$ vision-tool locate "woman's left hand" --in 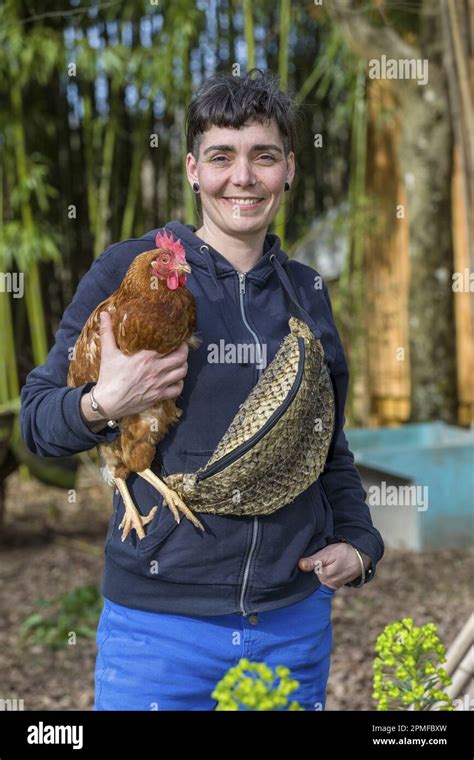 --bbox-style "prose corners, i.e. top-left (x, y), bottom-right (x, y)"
top-left (298, 543), bottom-right (371, 589)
